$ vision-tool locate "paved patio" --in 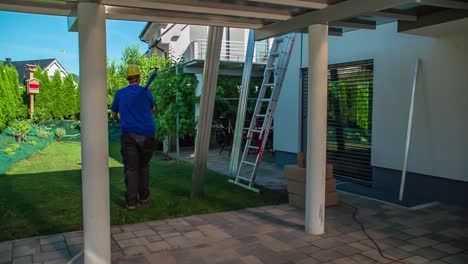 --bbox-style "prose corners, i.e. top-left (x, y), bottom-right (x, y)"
top-left (1, 192), bottom-right (467, 264)
top-left (169, 147), bottom-right (287, 190)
